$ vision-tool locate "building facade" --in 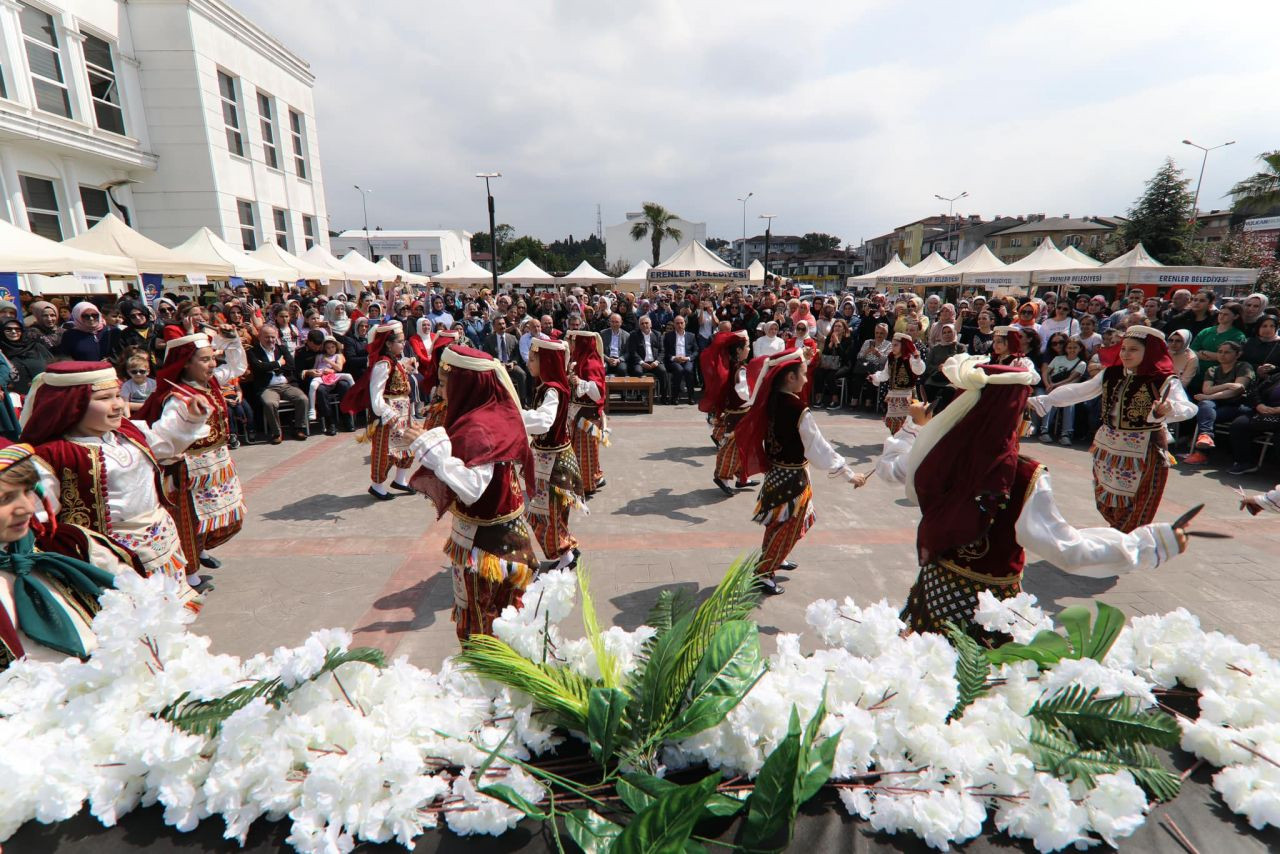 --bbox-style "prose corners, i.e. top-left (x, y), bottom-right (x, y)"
top-left (985, 215), bottom-right (1123, 263)
top-left (605, 211), bottom-right (706, 268)
top-left (0, 0), bottom-right (328, 252)
top-left (734, 233), bottom-right (801, 268)
top-left (331, 228), bottom-right (473, 275)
